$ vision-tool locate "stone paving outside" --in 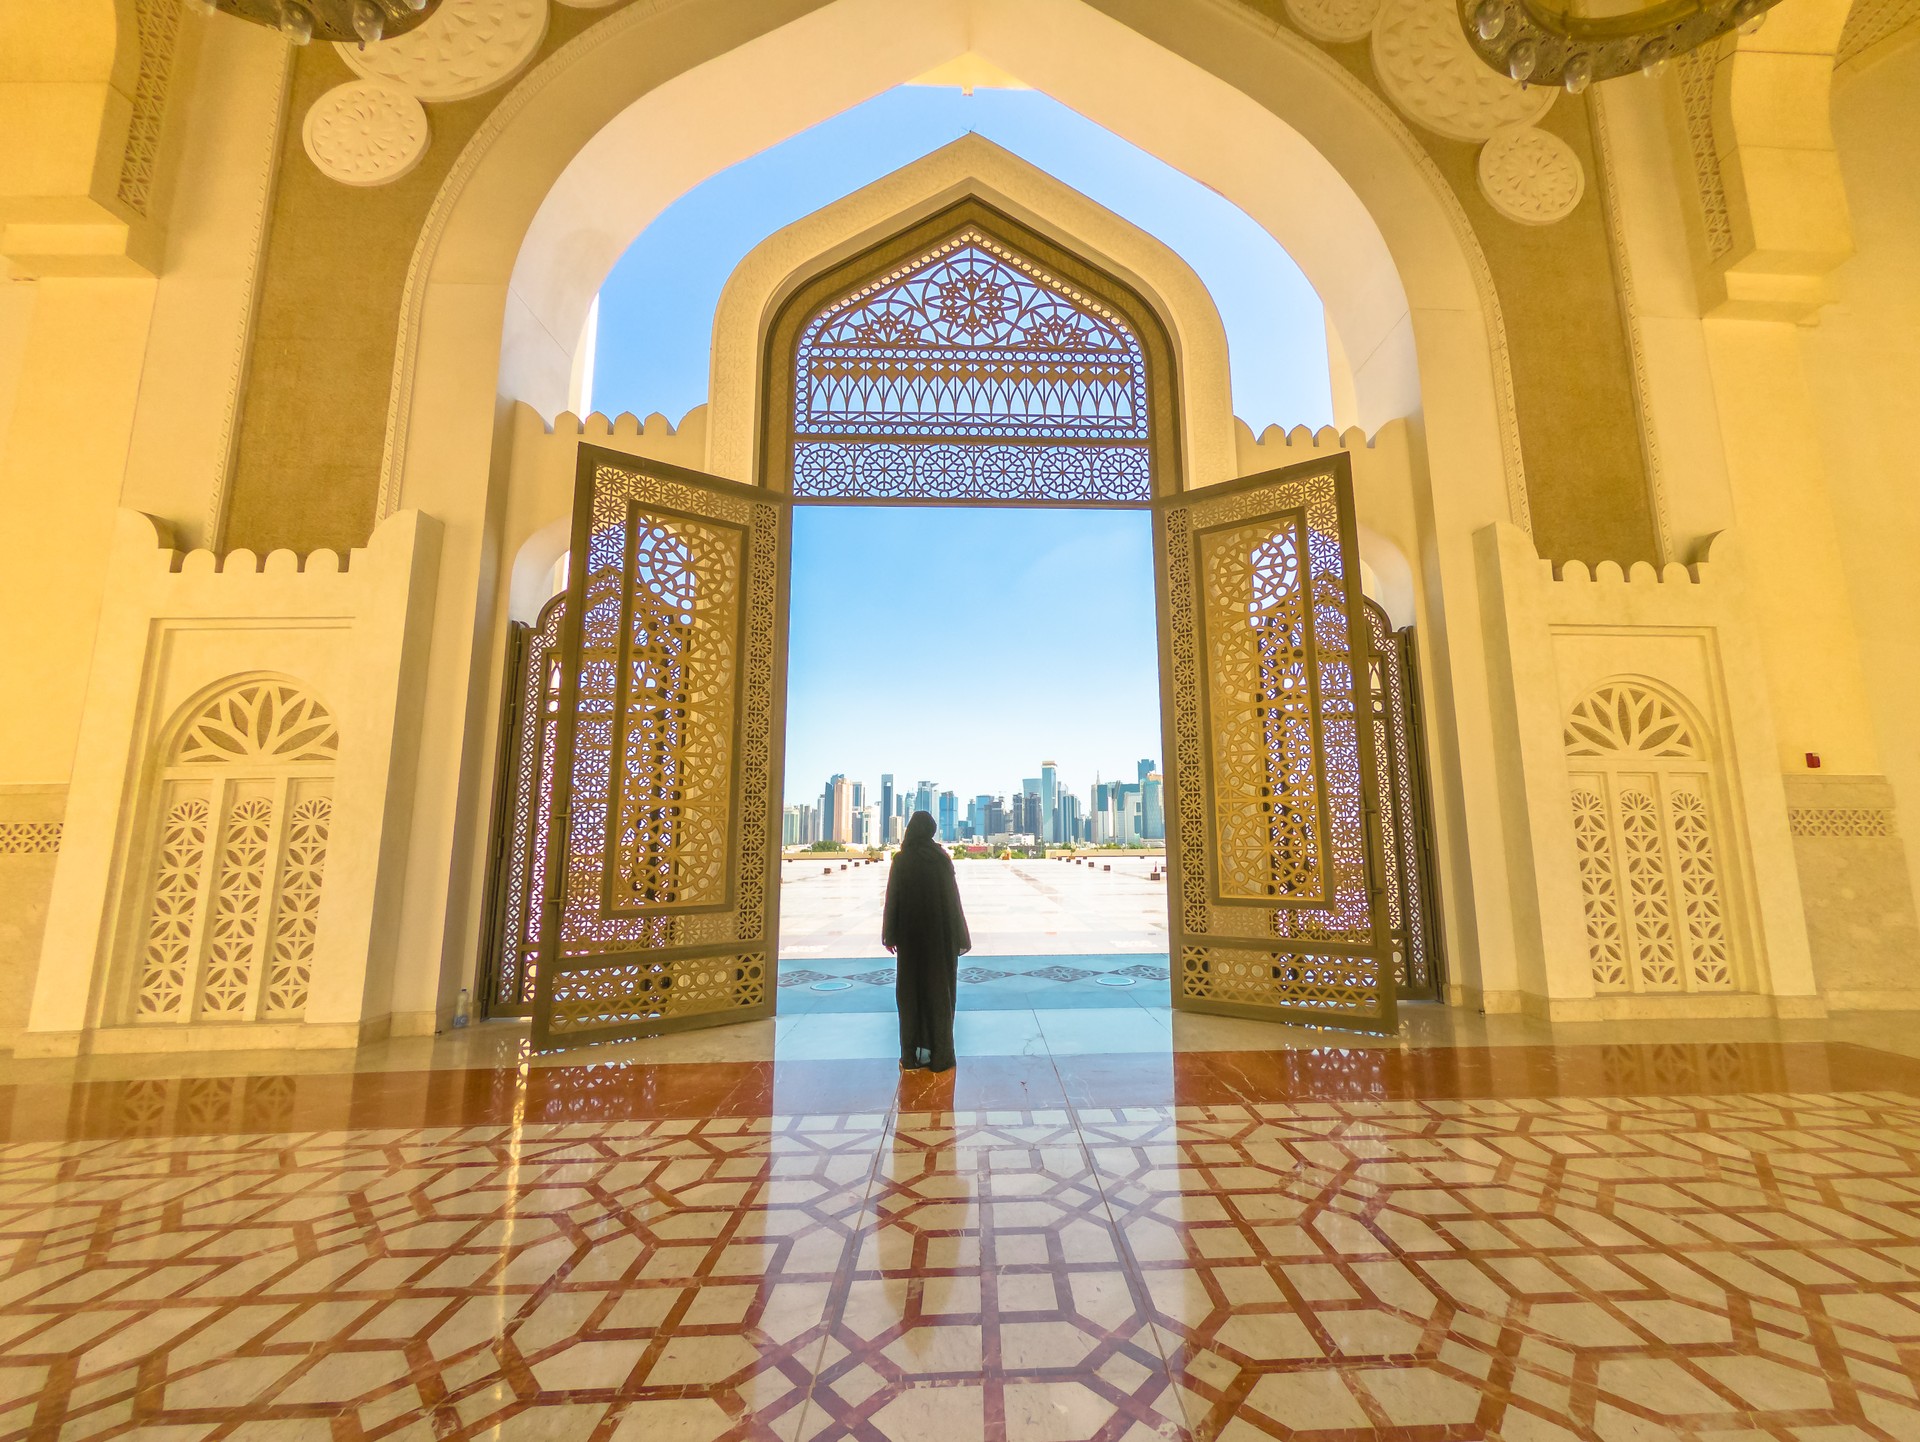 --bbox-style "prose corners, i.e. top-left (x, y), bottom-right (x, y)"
top-left (776, 855), bottom-right (1170, 1013)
